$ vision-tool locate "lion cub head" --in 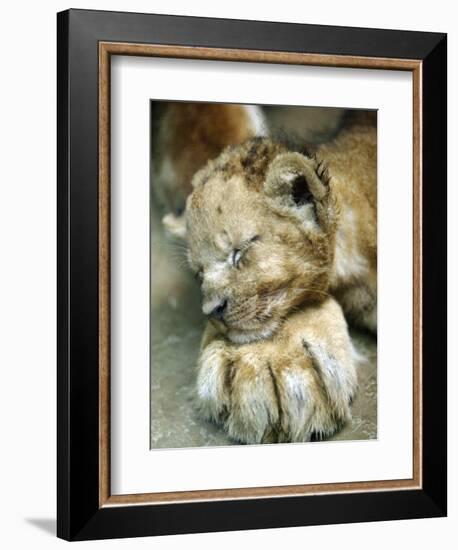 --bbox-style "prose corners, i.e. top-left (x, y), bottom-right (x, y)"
top-left (181, 138), bottom-right (338, 344)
